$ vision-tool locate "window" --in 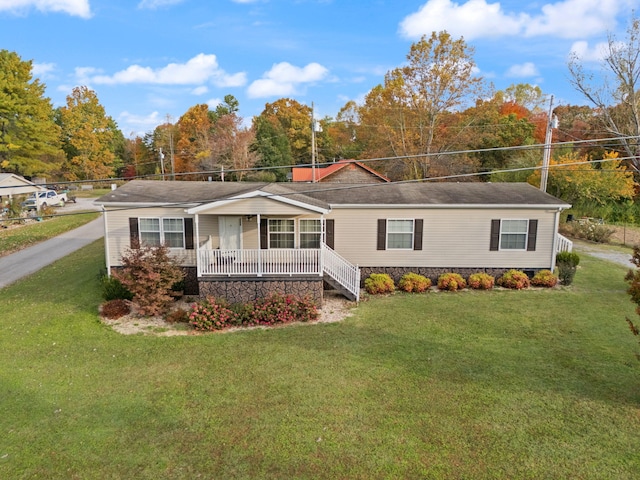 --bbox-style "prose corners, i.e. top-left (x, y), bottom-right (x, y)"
top-left (387, 219), bottom-right (414, 249)
top-left (139, 218), bottom-right (185, 248)
top-left (268, 219), bottom-right (295, 248)
top-left (299, 219), bottom-right (322, 248)
top-left (500, 219), bottom-right (528, 250)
